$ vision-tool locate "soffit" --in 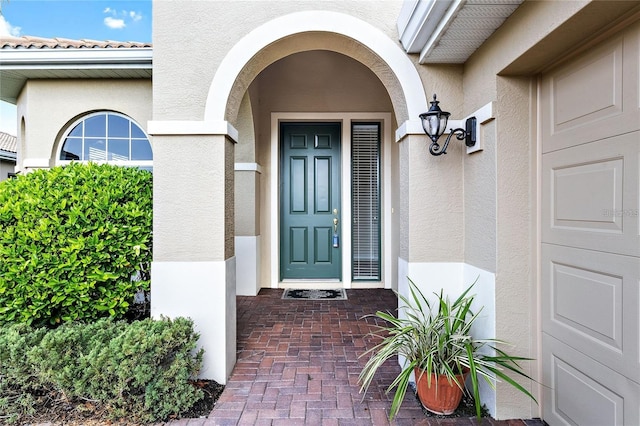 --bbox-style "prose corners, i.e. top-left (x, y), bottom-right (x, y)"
top-left (0, 36), bottom-right (152, 104)
top-left (398, 0), bottom-right (524, 64)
